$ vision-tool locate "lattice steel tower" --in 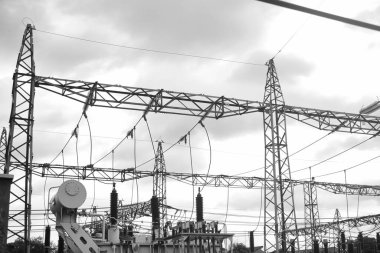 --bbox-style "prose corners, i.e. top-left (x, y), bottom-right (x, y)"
top-left (5, 24), bottom-right (35, 253)
top-left (0, 128), bottom-right (7, 173)
top-left (333, 209), bottom-right (343, 253)
top-left (153, 141), bottom-right (167, 235)
top-left (304, 178), bottom-right (321, 251)
top-left (263, 59), bottom-right (299, 253)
